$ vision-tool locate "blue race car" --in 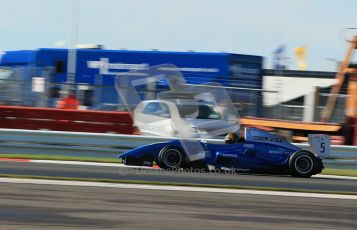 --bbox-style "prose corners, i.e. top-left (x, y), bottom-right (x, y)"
top-left (118, 128), bottom-right (330, 178)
